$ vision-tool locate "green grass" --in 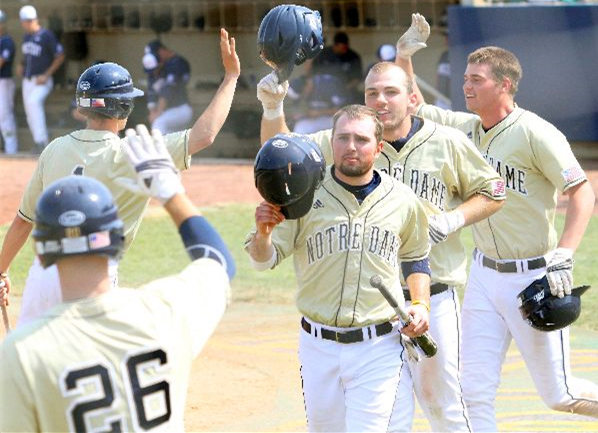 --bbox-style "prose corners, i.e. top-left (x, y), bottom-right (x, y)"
top-left (2, 204), bottom-right (597, 330)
